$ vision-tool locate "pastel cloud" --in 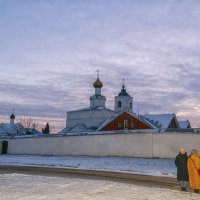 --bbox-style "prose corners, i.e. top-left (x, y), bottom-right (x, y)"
top-left (0, 0), bottom-right (200, 132)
